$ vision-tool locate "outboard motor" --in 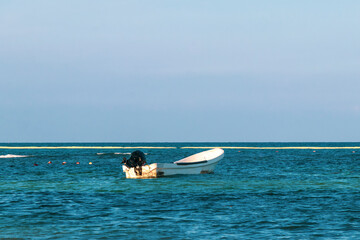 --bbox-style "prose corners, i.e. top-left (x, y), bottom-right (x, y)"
top-left (122, 150), bottom-right (147, 175)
